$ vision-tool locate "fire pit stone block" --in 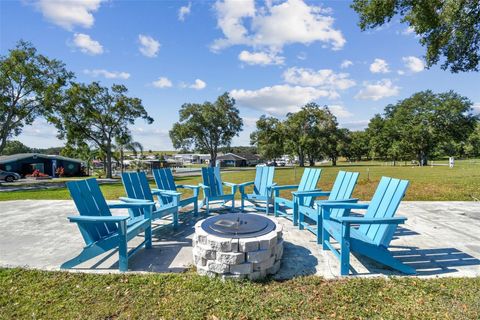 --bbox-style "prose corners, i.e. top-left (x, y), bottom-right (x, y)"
top-left (193, 215), bottom-right (283, 280)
